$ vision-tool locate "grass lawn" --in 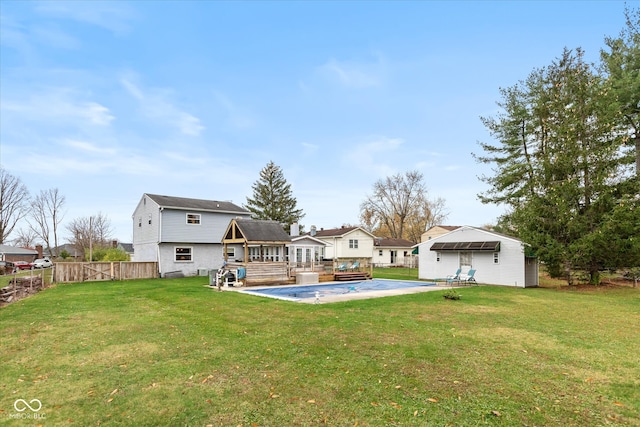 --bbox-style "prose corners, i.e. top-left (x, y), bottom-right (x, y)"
top-left (1, 276), bottom-right (638, 426)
